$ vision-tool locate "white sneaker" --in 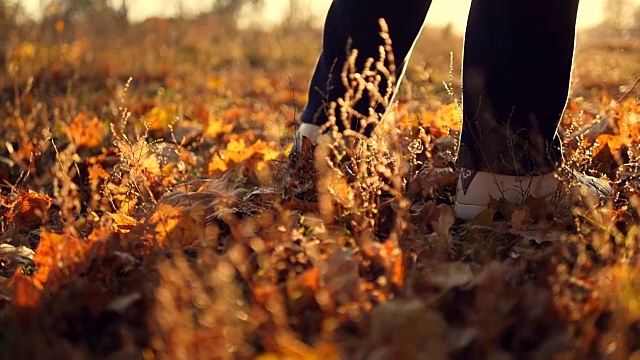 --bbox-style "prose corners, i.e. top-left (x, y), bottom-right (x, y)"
top-left (294, 123), bottom-right (322, 147)
top-left (454, 168), bottom-right (612, 220)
